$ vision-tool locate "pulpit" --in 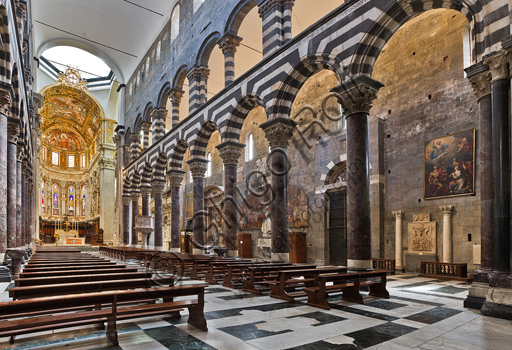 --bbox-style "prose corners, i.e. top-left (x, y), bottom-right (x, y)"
top-left (135, 216), bottom-right (155, 249)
